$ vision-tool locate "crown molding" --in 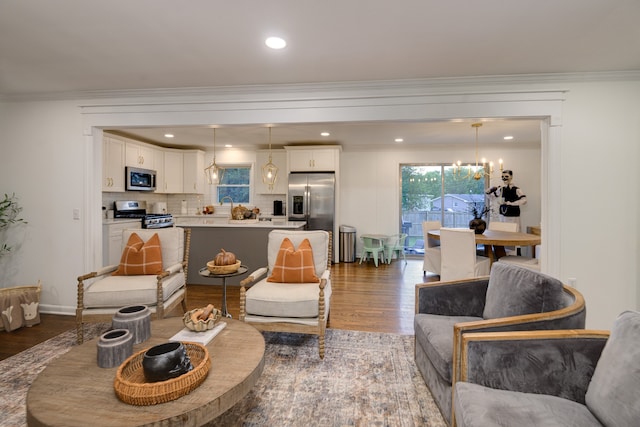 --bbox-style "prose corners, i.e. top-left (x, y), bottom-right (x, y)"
top-left (1, 71), bottom-right (638, 103)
